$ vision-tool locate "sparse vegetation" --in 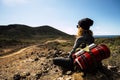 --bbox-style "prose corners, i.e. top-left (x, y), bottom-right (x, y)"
top-left (0, 24), bottom-right (120, 80)
top-left (95, 37), bottom-right (120, 70)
